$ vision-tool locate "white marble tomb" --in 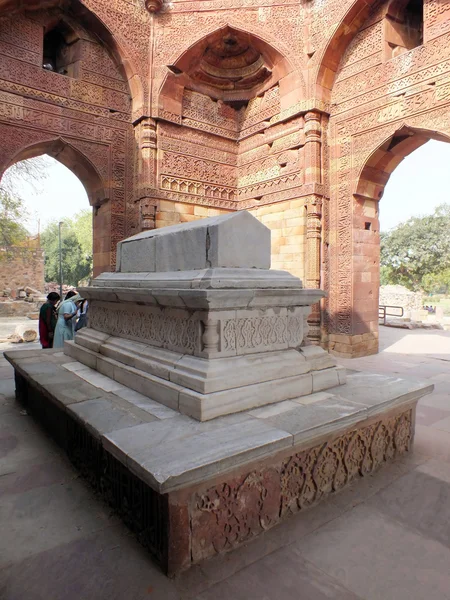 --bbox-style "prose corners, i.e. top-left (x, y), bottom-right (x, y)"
top-left (66, 211), bottom-right (345, 421)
